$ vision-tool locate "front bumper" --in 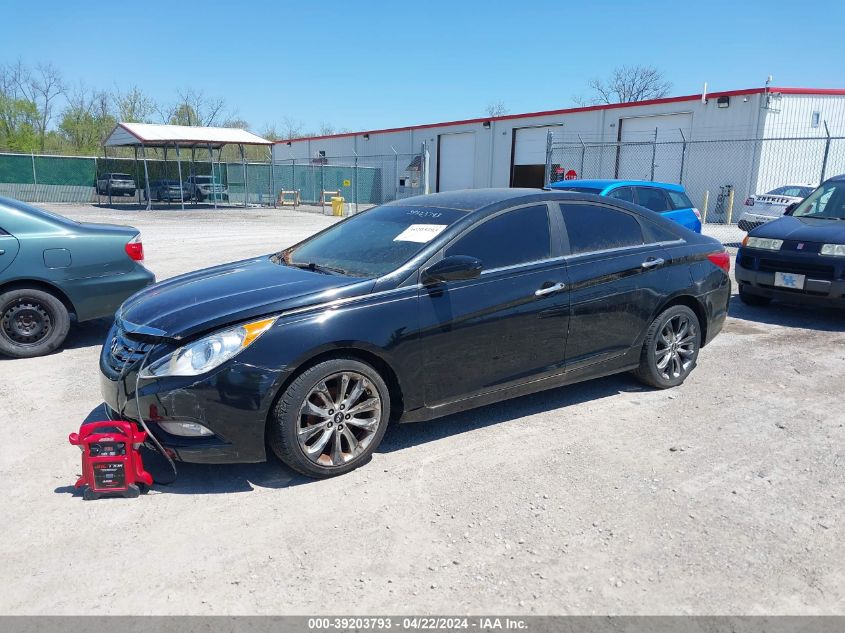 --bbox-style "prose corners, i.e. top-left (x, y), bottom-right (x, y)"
top-left (736, 248), bottom-right (845, 307)
top-left (98, 326), bottom-right (290, 463)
